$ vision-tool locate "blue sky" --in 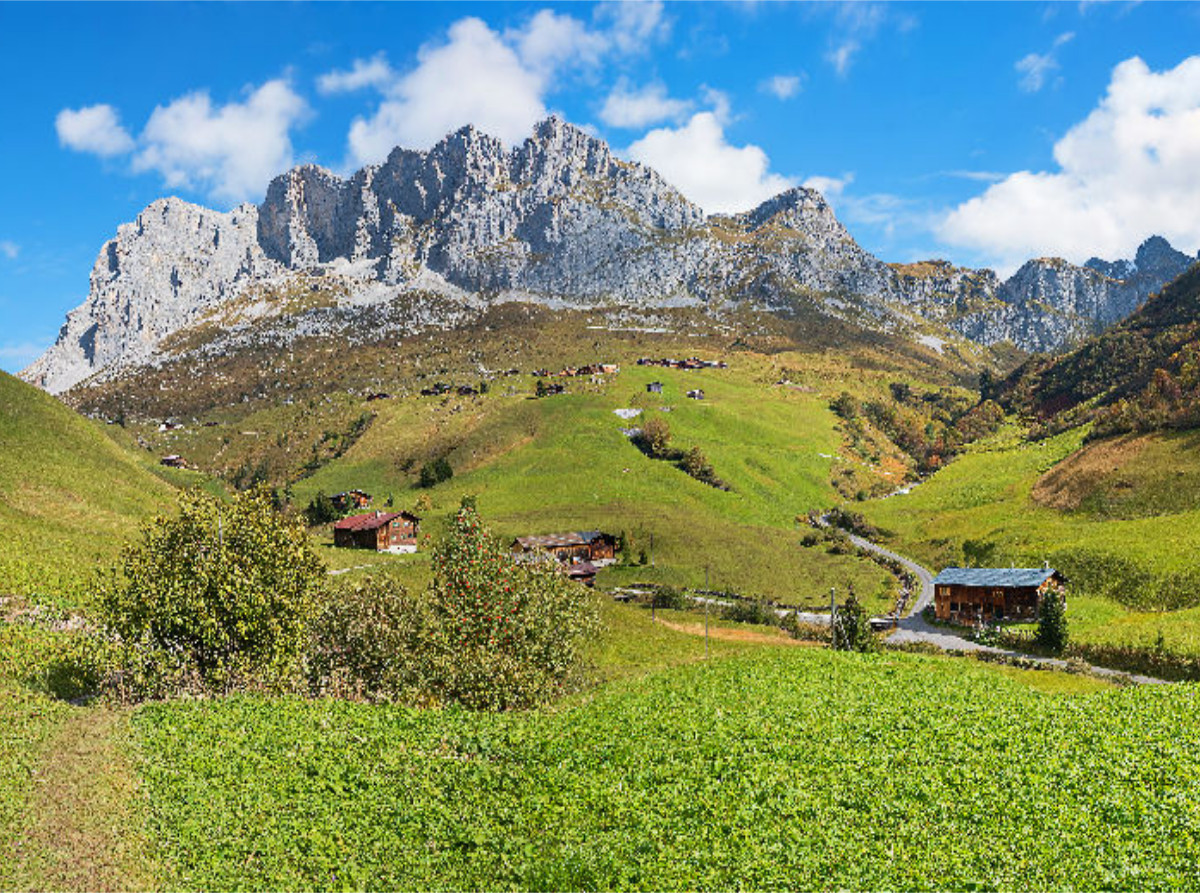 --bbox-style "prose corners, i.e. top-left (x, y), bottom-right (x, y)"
top-left (2, 1), bottom-right (1200, 373)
